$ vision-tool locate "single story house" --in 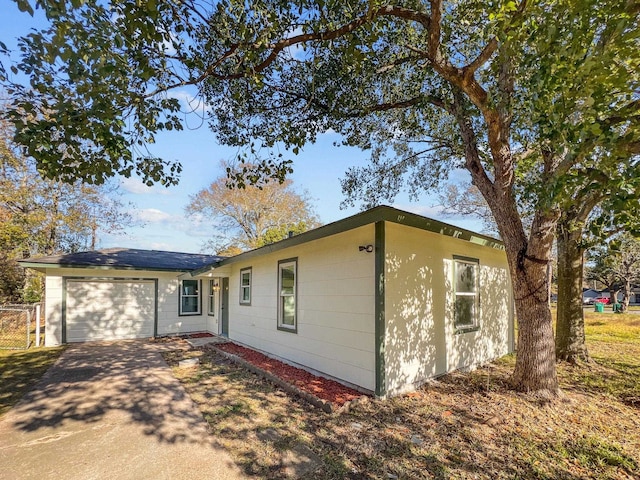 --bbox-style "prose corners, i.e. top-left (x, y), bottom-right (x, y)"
top-left (582, 288), bottom-right (601, 304)
top-left (594, 289), bottom-right (640, 304)
top-left (20, 206), bottom-right (514, 398)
